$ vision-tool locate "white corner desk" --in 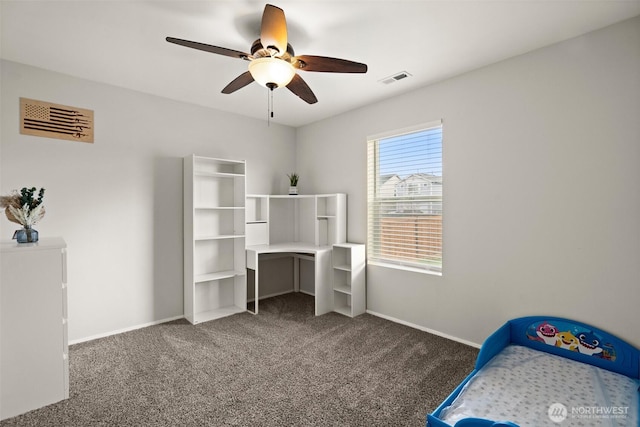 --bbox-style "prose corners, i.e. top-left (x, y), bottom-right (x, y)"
top-left (245, 243), bottom-right (334, 315)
